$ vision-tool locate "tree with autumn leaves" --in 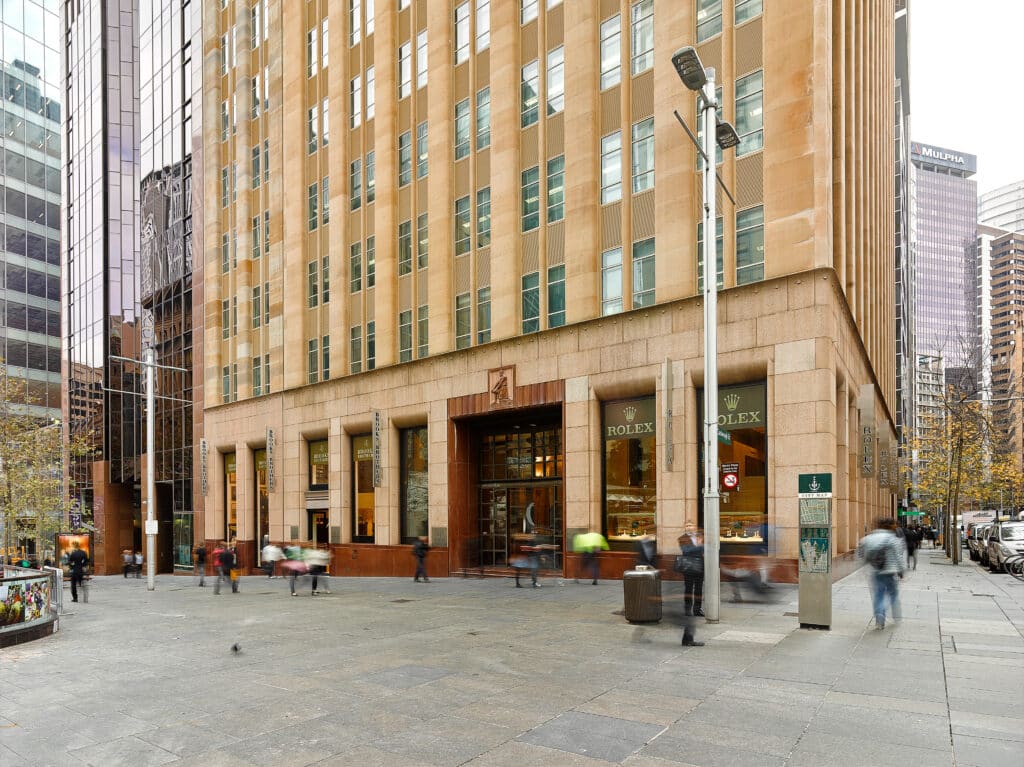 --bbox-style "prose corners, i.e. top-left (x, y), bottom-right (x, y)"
top-left (0, 367), bottom-right (93, 563)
